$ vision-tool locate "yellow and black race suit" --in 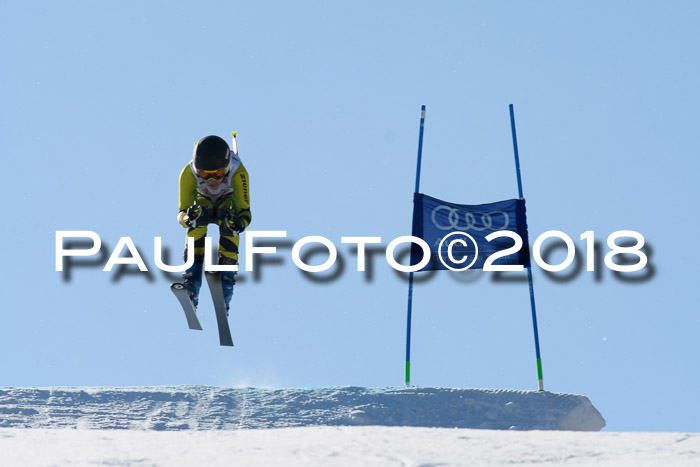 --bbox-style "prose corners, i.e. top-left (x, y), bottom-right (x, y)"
top-left (178, 154), bottom-right (251, 264)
